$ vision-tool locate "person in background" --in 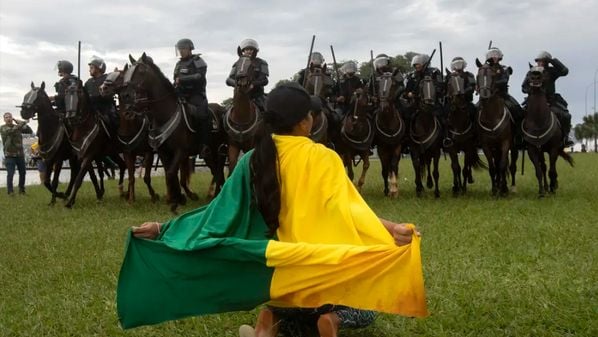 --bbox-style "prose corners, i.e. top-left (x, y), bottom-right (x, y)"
top-left (1, 112), bottom-right (29, 195)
